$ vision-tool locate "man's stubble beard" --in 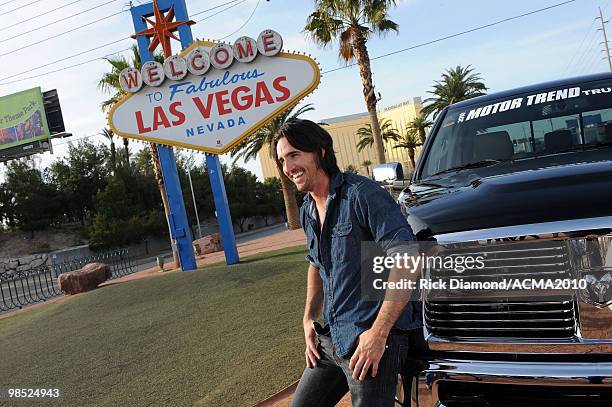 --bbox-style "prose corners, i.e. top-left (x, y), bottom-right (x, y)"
top-left (295, 178), bottom-right (313, 192)
top-left (289, 157), bottom-right (324, 193)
